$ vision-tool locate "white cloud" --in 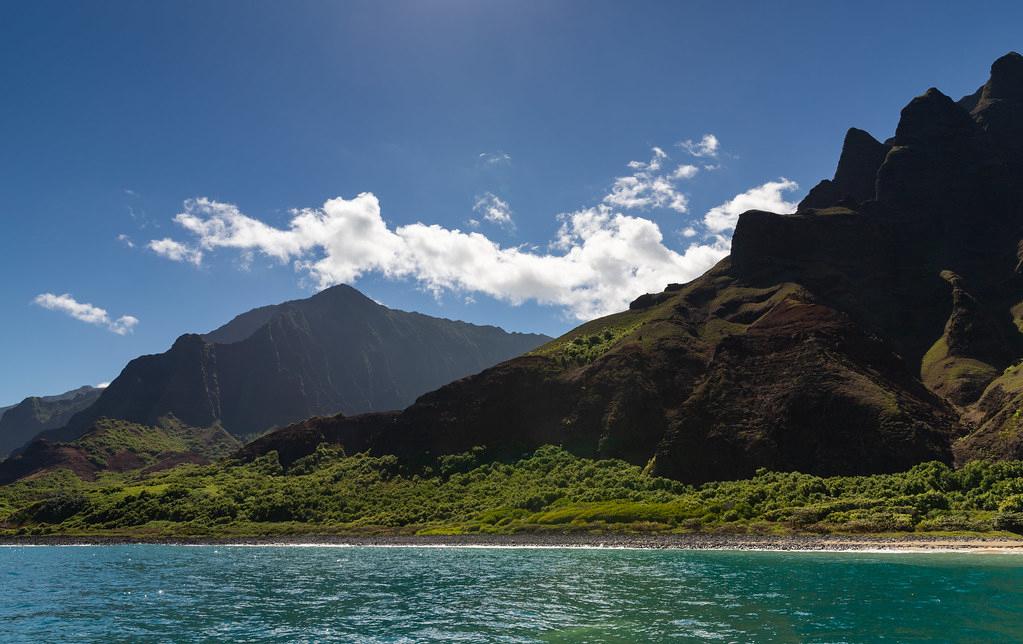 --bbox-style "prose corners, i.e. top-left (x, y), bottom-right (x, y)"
top-left (672, 164), bottom-right (700, 180)
top-left (479, 152), bottom-right (511, 165)
top-left (116, 233), bottom-right (135, 248)
top-left (603, 147), bottom-right (690, 213)
top-left (473, 193), bottom-right (514, 228)
top-left (703, 178), bottom-right (799, 233)
top-left (96, 382), bottom-right (110, 388)
top-left (33, 293), bottom-right (139, 335)
top-left (150, 194), bottom-right (729, 320)
top-left (148, 237), bottom-right (203, 266)
top-left (679, 134), bottom-right (720, 158)
top-left (148, 138), bottom-right (798, 321)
